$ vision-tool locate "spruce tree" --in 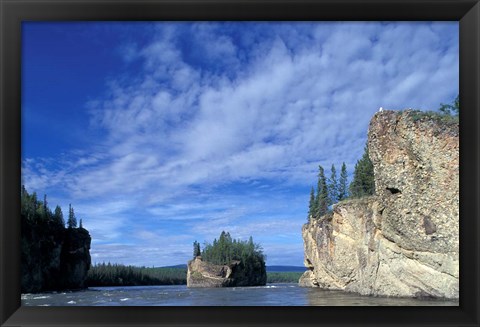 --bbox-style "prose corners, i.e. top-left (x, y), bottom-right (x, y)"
top-left (67, 203), bottom-right (77, 228)
top-left (338, 162), bottom-right (348, 201)
top-left (315, 165), bottom-right (329, 218)
top-left (193, 241), bottom-right (201, 258)
top-left (79, 218), bottom-right (83, 229)
top-left (43, 194), bottom-right (48, 218)
top-left (349, 144), bottom-right (375, 198)
top-left (54, 205), bottom-right (64, 226)
top-left (308, 186), bottom-right (315, 221)
top-left (328, 164), bottom-right (338, 204)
